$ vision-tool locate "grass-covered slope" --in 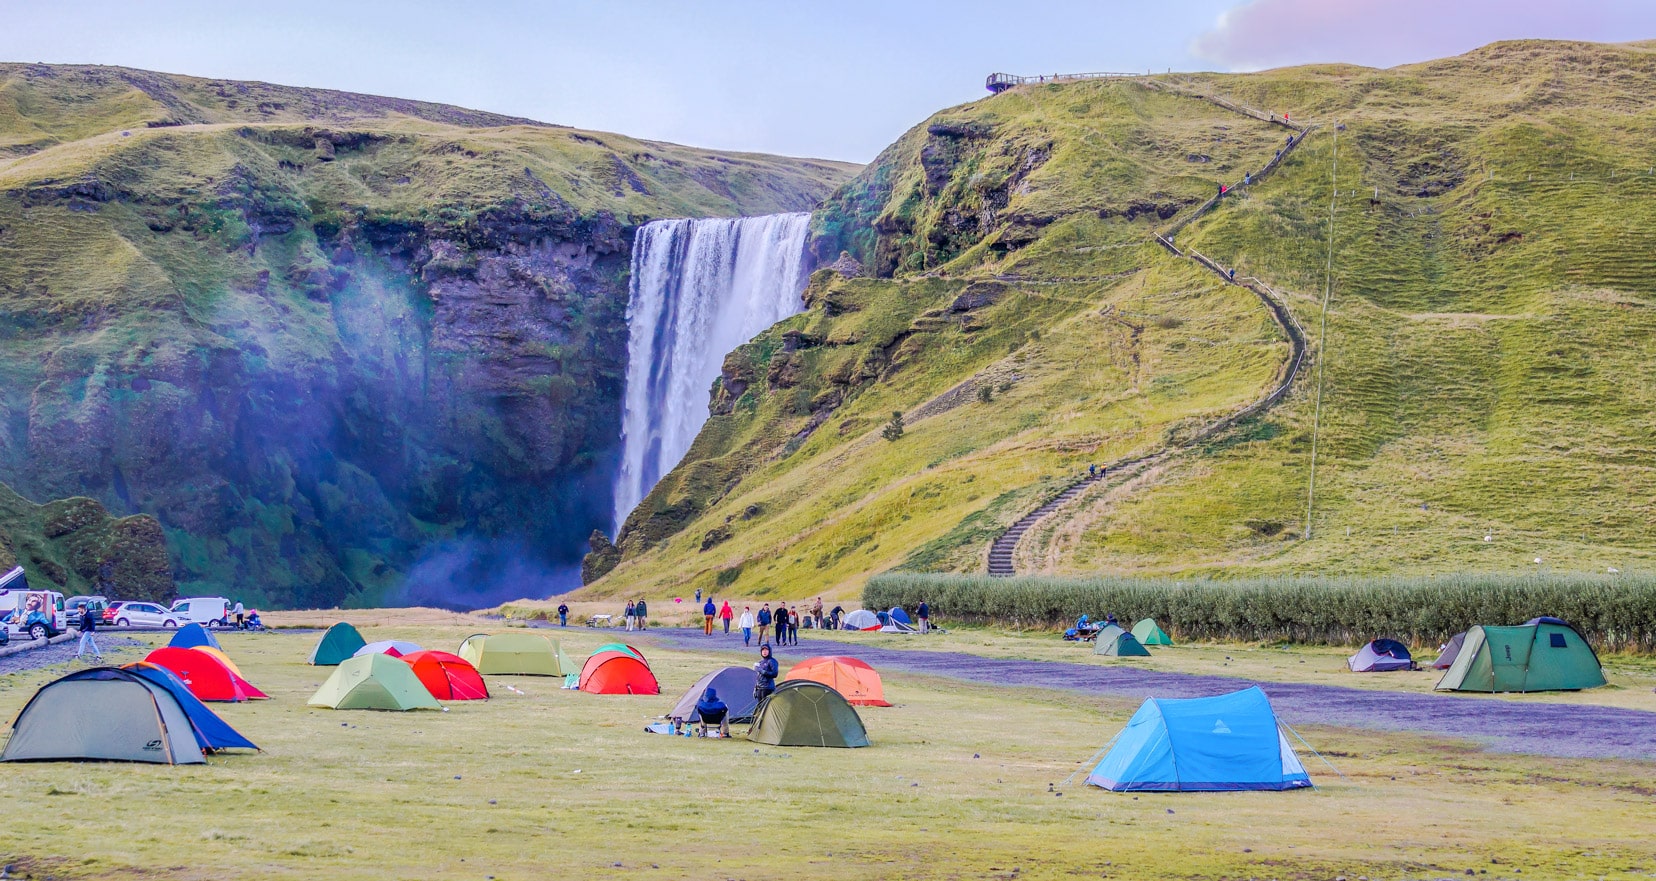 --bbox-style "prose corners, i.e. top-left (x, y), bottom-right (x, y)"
top-left (0, 64), bottom-right (856, 607)
top-left (590, 39), bottom-right (1656, 601)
